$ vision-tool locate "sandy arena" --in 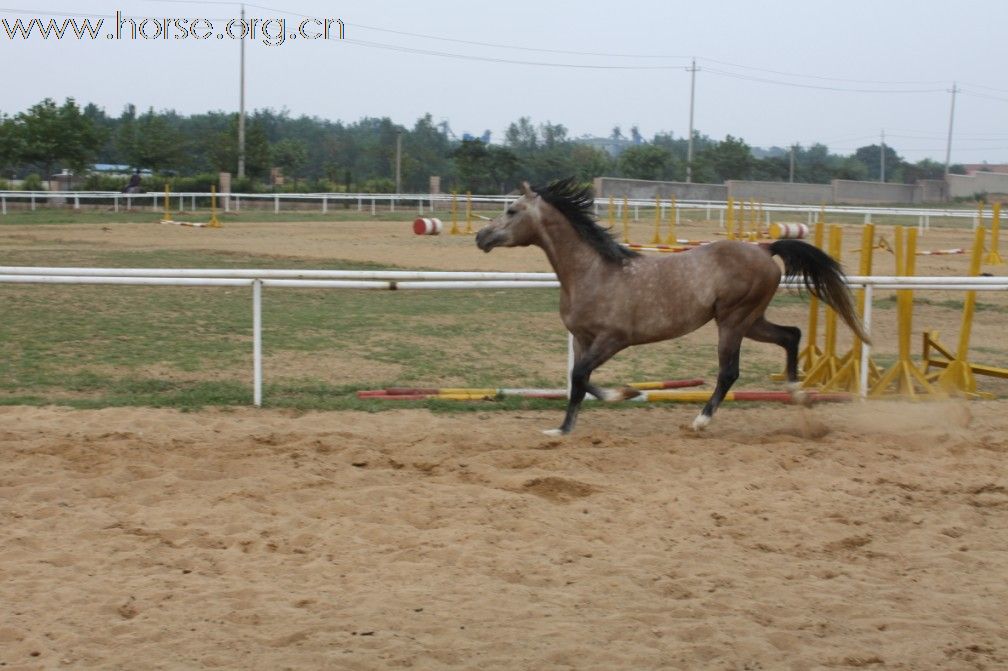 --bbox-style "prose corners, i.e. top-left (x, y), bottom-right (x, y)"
top-left (2, 215), bottom-right (1008, 669)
